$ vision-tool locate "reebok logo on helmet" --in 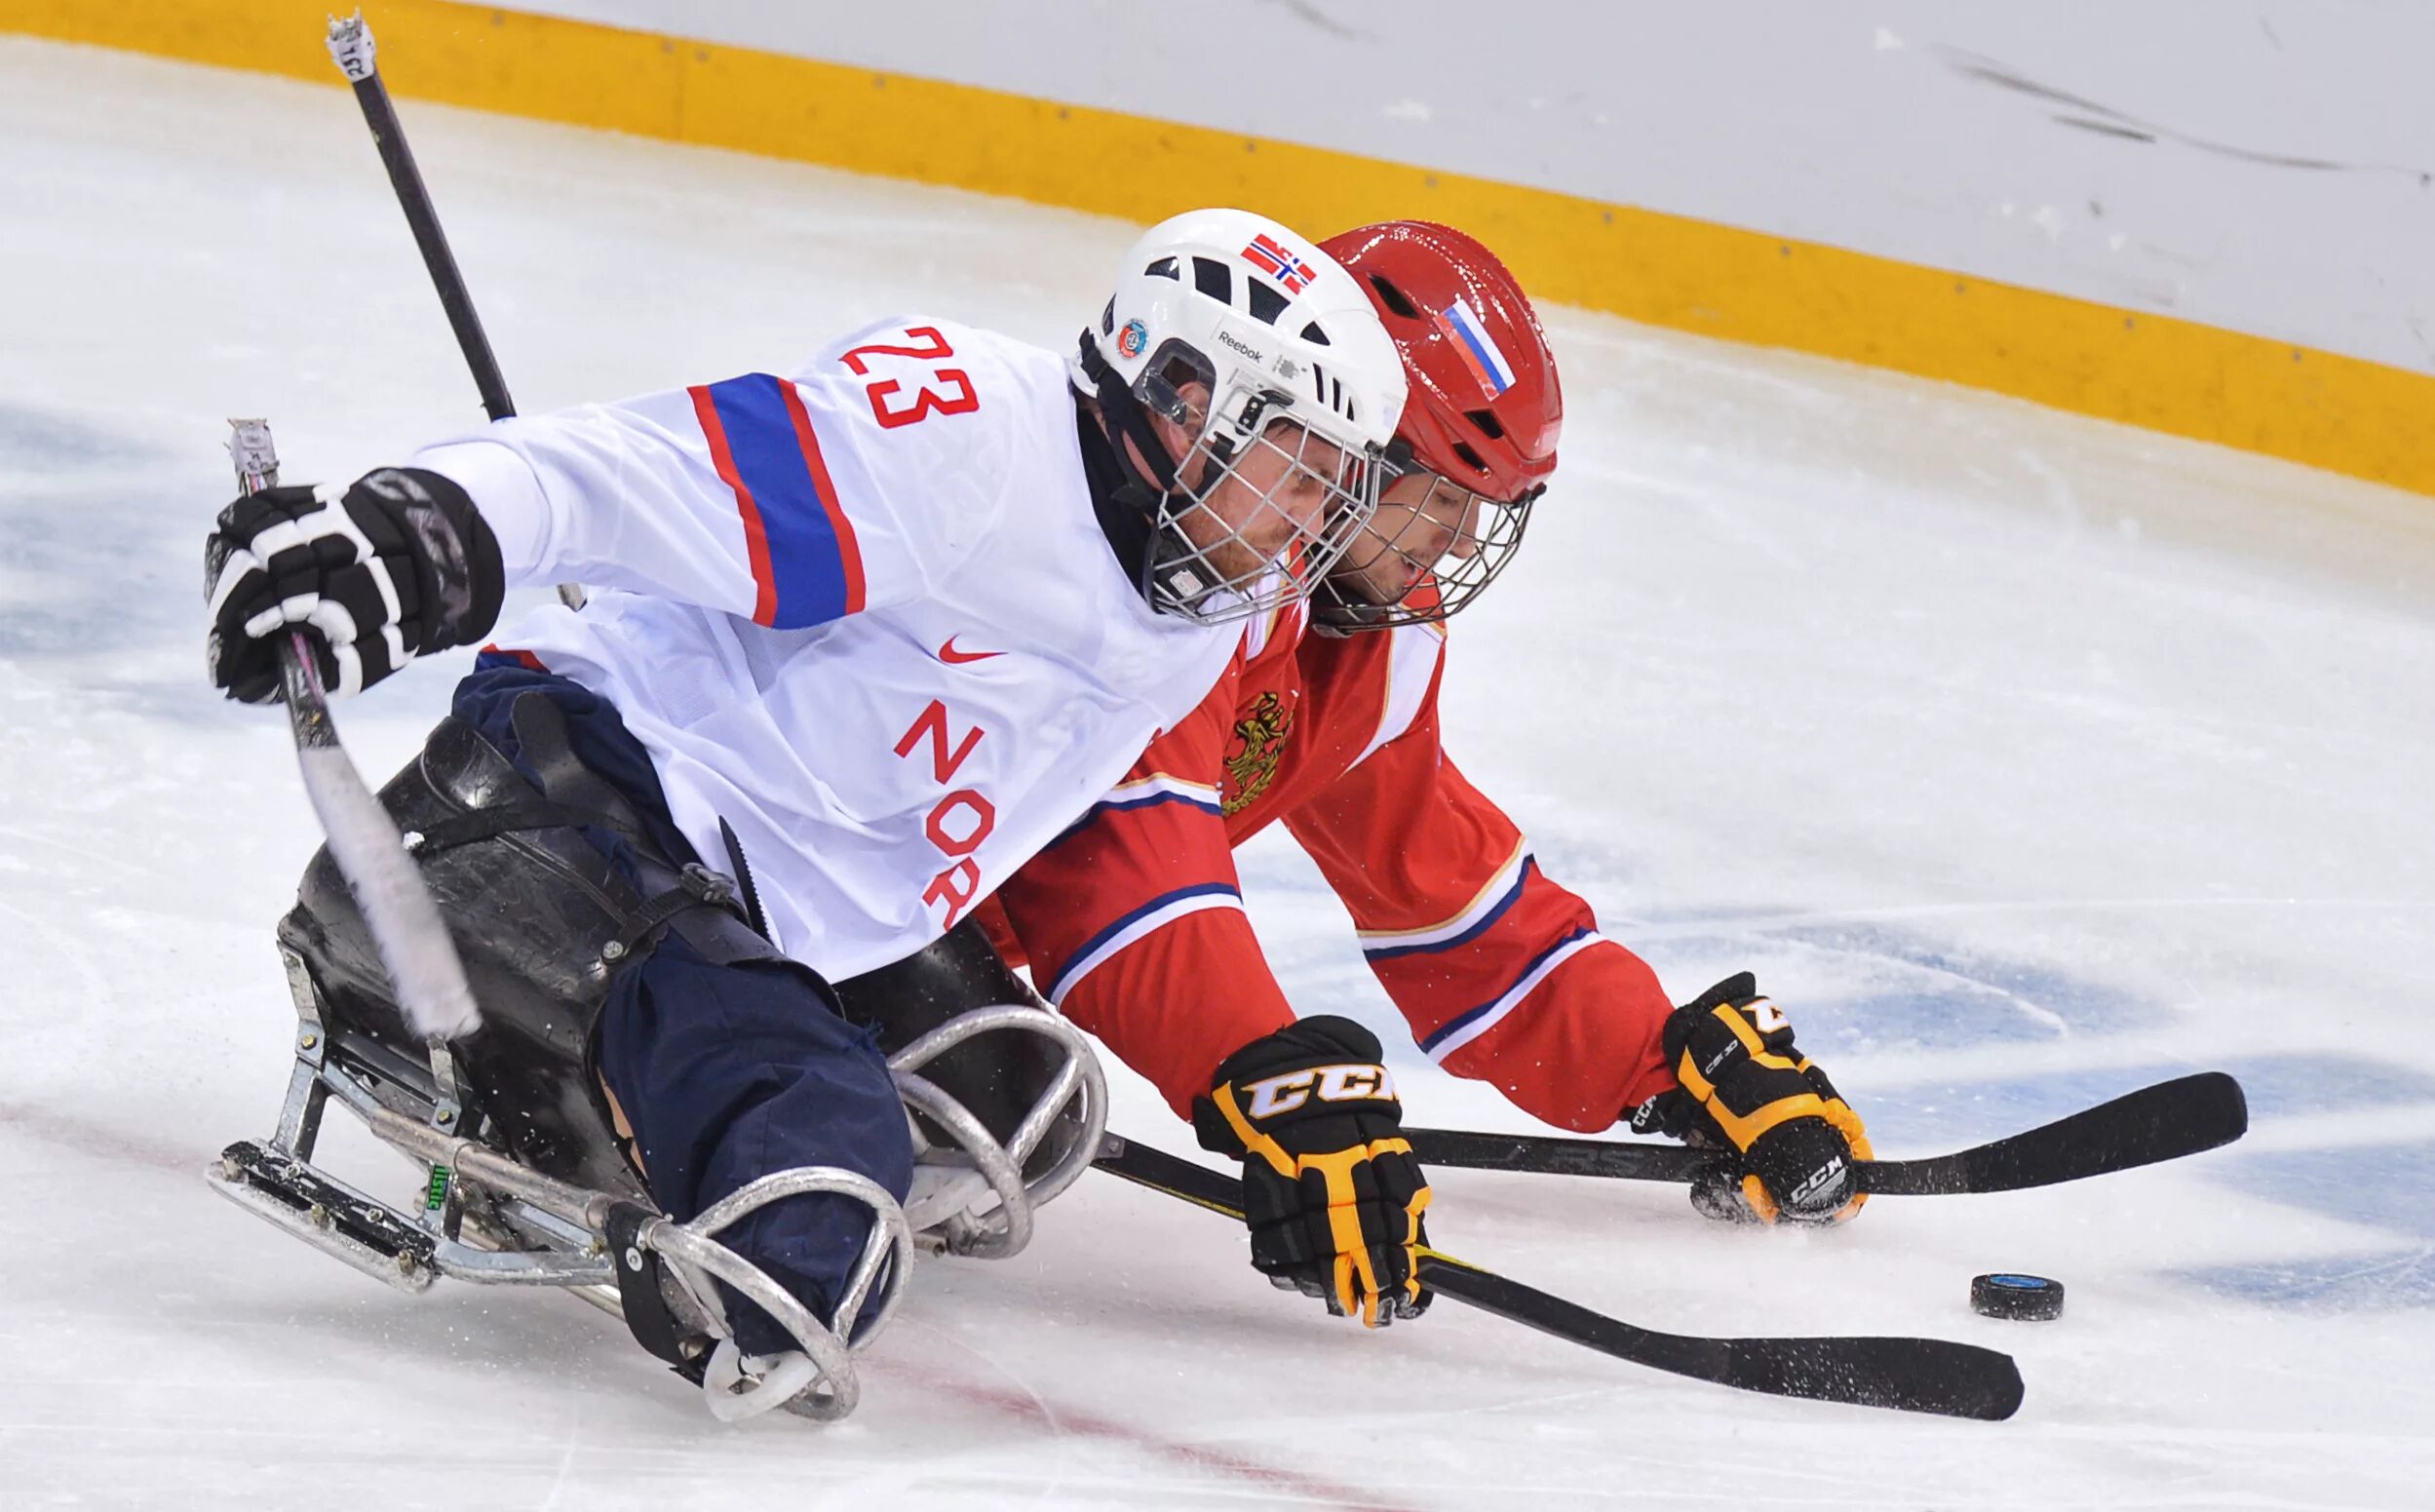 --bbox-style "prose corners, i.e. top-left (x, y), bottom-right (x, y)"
top-left (1215, 329), bottom-right (1267, 365)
